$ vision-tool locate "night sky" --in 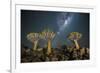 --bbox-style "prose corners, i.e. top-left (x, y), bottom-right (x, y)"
top-left (21, 10), bottom-right (89, 48)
